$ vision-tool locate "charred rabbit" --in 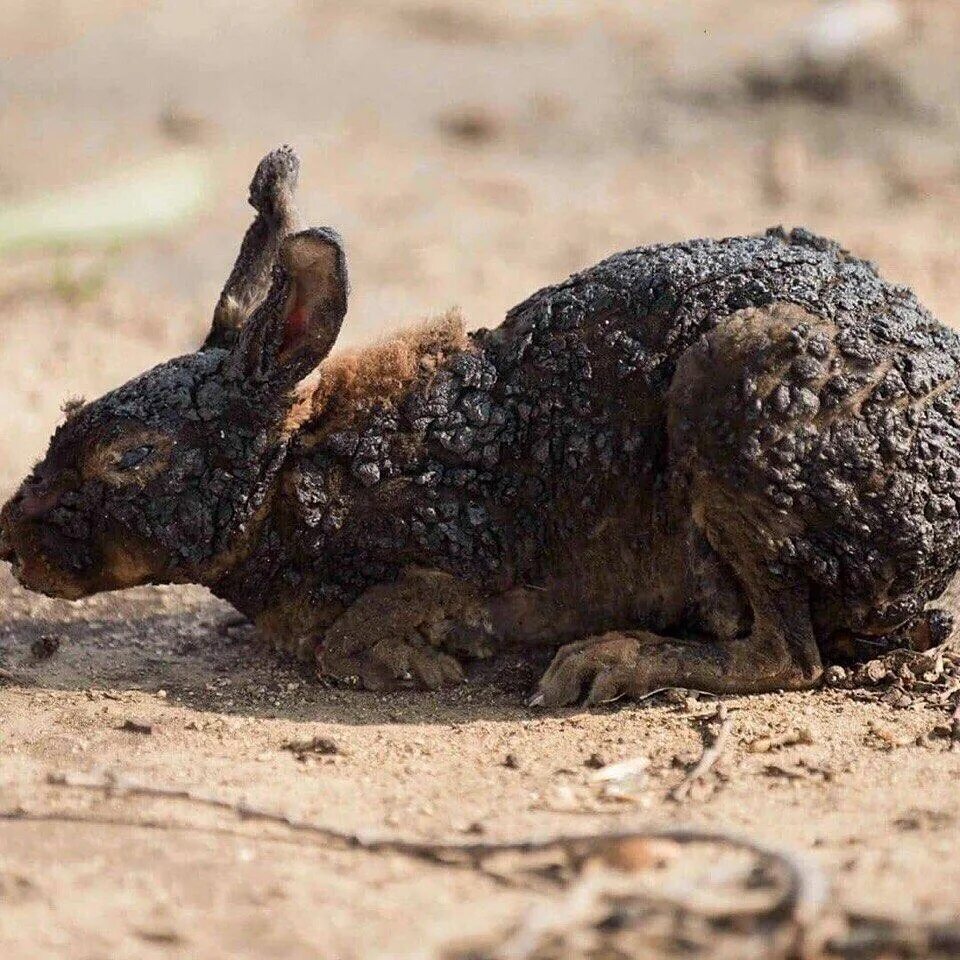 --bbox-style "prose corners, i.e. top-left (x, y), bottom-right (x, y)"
top-left (2, 147), bottom-right (958, 705)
